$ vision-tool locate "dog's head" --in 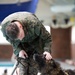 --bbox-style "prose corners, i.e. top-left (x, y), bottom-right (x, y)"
top-left (33, 54), bottom-right (46, 68)
top-left (33, 54), bottom-right (61, 75)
